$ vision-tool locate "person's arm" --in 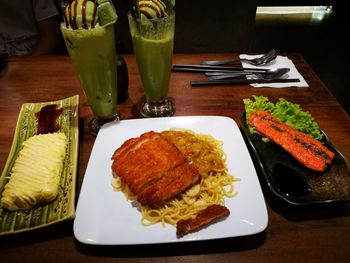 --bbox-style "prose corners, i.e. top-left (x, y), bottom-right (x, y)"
top-left (32, 15), bottom-right (63, 56)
